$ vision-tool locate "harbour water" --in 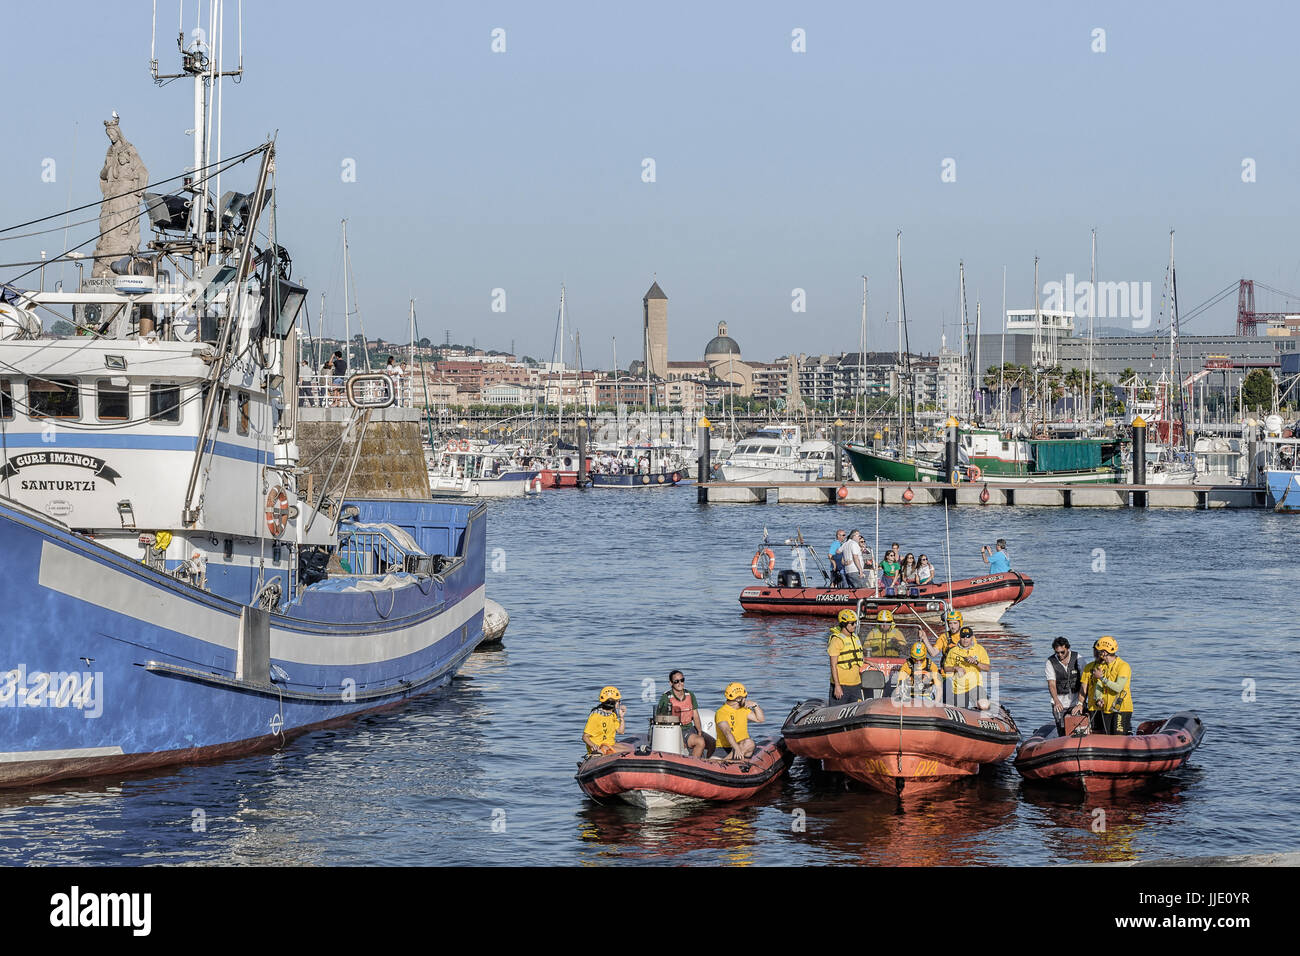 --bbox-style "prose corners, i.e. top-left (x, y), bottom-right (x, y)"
top-left (1, 491), bottom-right (1295, 866)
